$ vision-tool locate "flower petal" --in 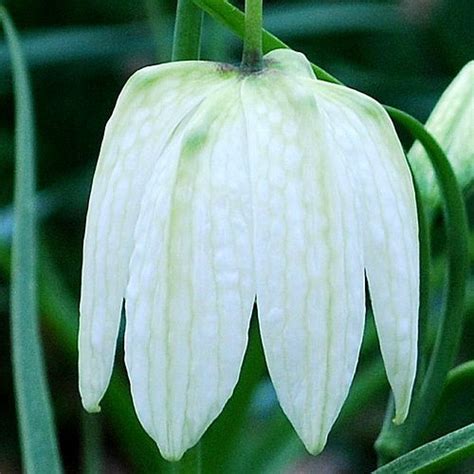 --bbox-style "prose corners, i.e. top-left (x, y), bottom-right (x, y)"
top-left (242, 73), bottom-right (365, 454)
top-left (312, 81), bottom-right (419, 423)
top-left (79, 61), bottom-right (236, 412)
top-left (124, 84), bottom-right (255, 460)
top-left (264, 48), bottom-right (317, 80)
